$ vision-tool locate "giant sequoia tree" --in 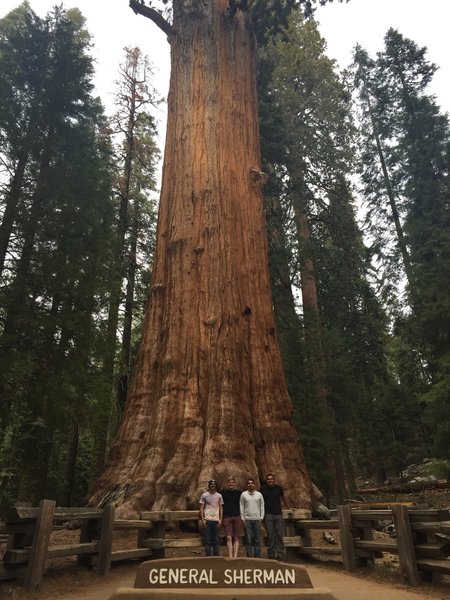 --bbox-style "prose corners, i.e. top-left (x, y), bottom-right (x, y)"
top-left (90, 0), bottom-right (337, 515)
